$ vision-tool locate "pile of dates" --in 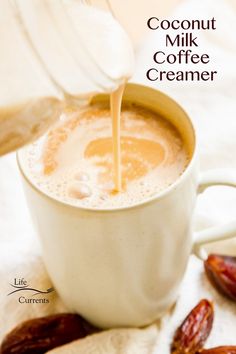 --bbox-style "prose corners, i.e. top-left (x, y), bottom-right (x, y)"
top-left (171, 254), bottom-right (236, 354)
top-left (0, 254), bottom-right (236, 354)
